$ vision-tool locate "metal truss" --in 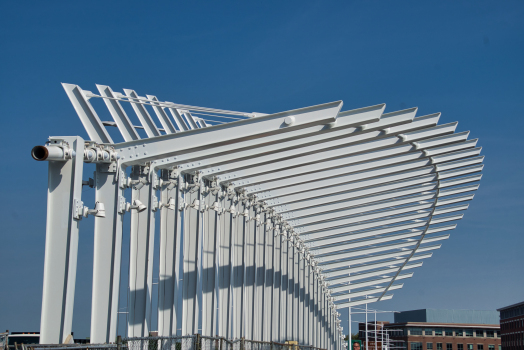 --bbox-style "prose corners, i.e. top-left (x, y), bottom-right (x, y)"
top-left (32, 84), bottom-right (484, 350)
